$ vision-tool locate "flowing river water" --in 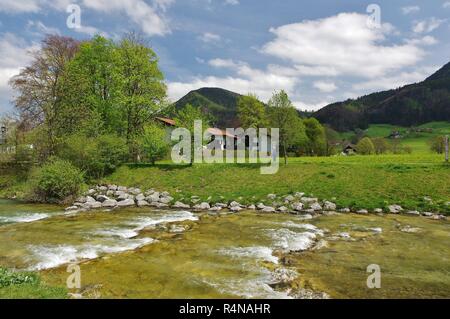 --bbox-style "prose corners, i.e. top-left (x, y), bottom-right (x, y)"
top-left (0, 199), bottom-right (449, 298)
